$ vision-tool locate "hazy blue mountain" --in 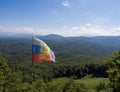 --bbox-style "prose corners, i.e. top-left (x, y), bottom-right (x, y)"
top-left (73, 36), bottom-right (120, 52)
top-left (36, 35), bottom-right (120, 56)
top-left (43, 34), bottom-right (63, 39)
top-left (0, 34), bottom-right (120, 58)
top-left (0, 33), bottom-right (33, 38)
